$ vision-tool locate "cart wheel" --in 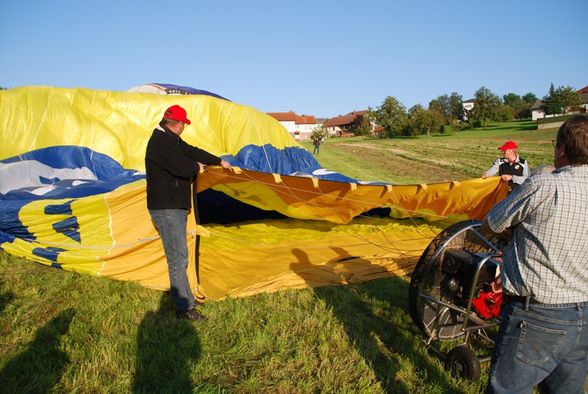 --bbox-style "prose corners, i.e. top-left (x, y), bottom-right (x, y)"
top-left (446, 345), bottom-right (481, 380)
top-left (409, 218), bottom-right (507, 340)
top-left (409, 220), bottom-right (482, 339)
